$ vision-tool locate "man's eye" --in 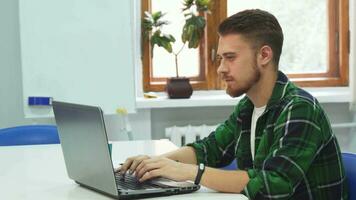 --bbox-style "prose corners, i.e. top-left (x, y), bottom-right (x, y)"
top-left (226, 56), bottom-right (235, 61)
